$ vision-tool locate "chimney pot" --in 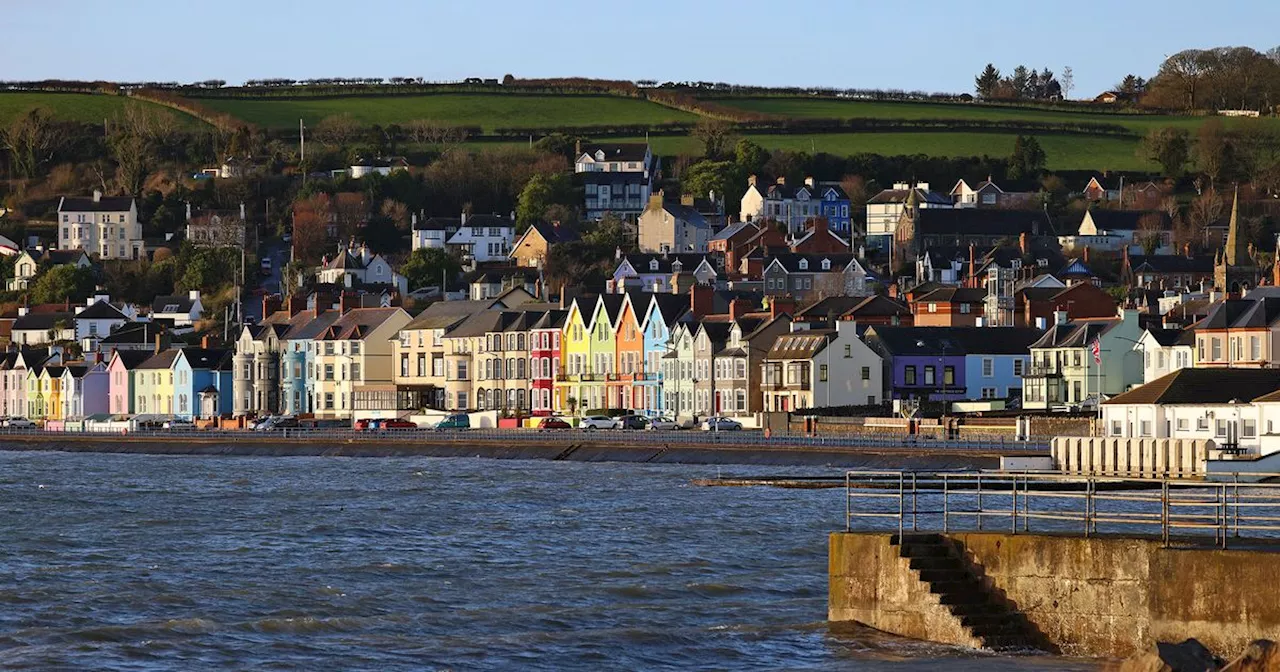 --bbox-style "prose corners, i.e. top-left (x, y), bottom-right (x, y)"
top-left (93, 190), bottom-right (102, 203)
